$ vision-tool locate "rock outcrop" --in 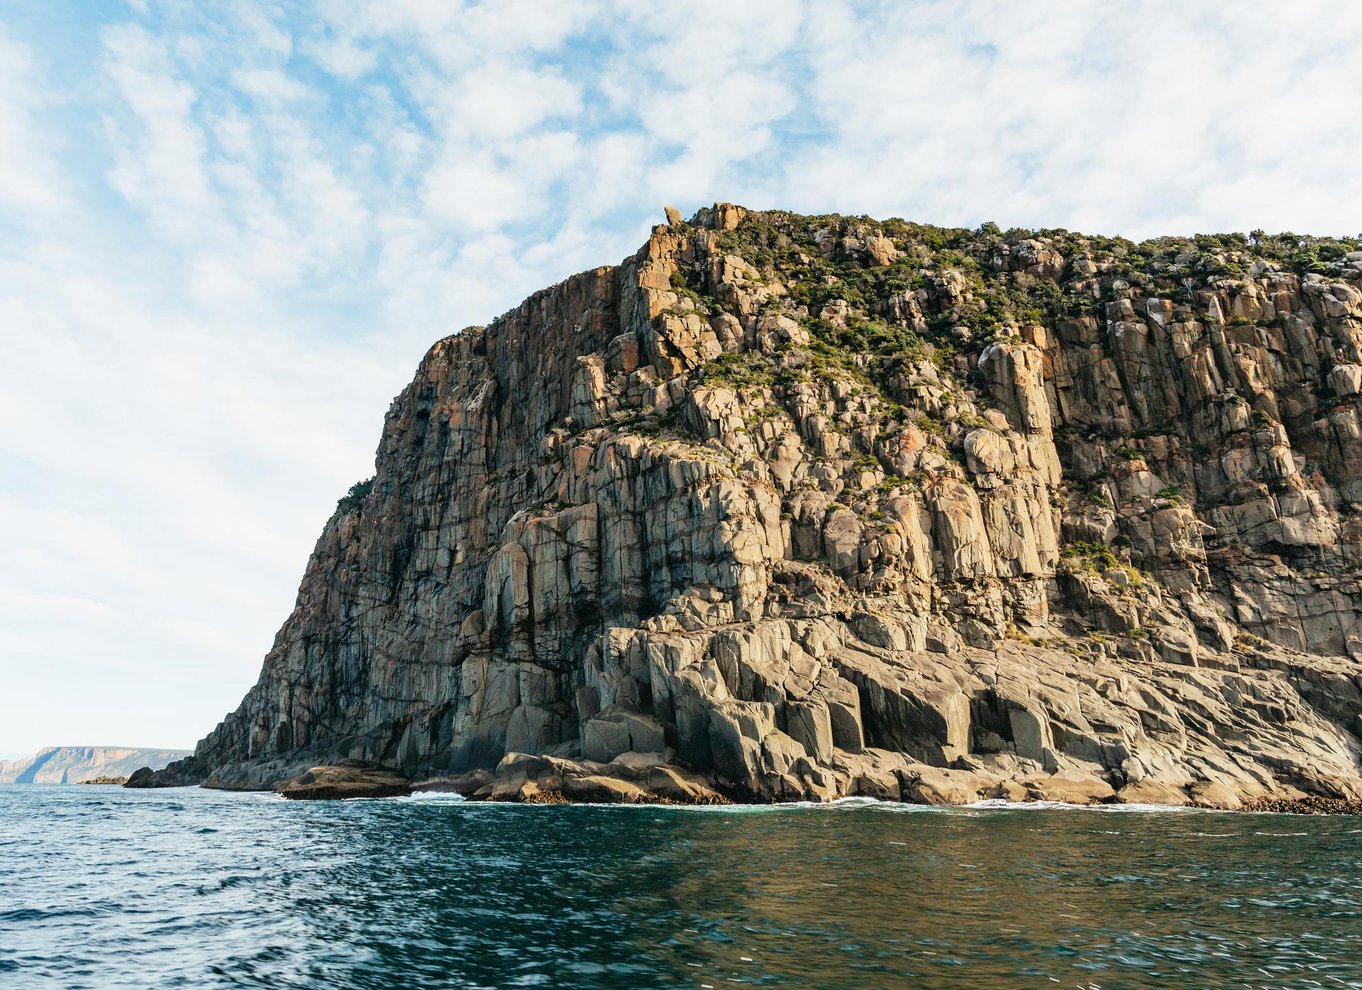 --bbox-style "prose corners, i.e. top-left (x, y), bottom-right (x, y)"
top-left (138, 206), bottom-right (1362, 806)
top-left (415, 751), bottom-right (729, 805)
top-left (0, 746), bottom-right (190, 784)
top-left (275, 762), bottom-right (411, 800)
